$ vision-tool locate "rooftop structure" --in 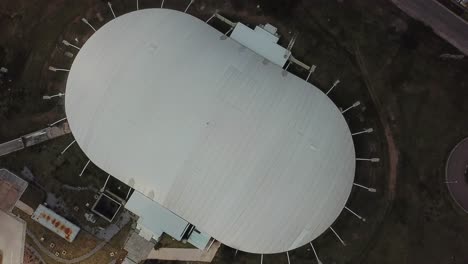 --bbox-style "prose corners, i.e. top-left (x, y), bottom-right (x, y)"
top-left (230, 22), bottom-right (290, 67)
top-left (0, 169), bottom-right (28, 212)
top-left (65, 9), bottom-right (355, 253)
top-left (125, 190), bottom-right (212, 250)
top-left (31, 204), bottom-right (80, 242)
top-left (125, 191), bottom-right (190, 241)
top-left (91, 192), bottom-right (122, 222)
